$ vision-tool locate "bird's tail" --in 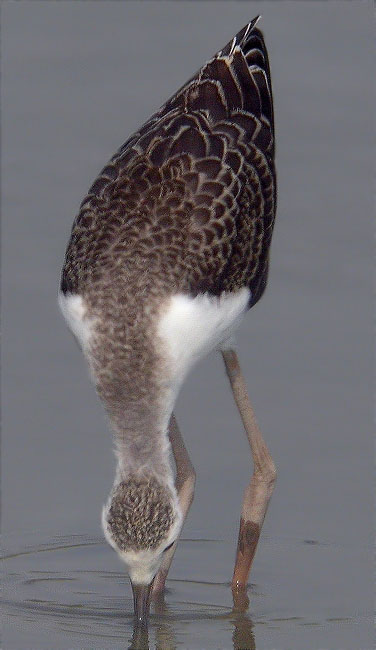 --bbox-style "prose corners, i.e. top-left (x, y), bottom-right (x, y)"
top-left (155, 17), bottom-right (274, 146)
top-left (217, 17), bottom-right (274, 136)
